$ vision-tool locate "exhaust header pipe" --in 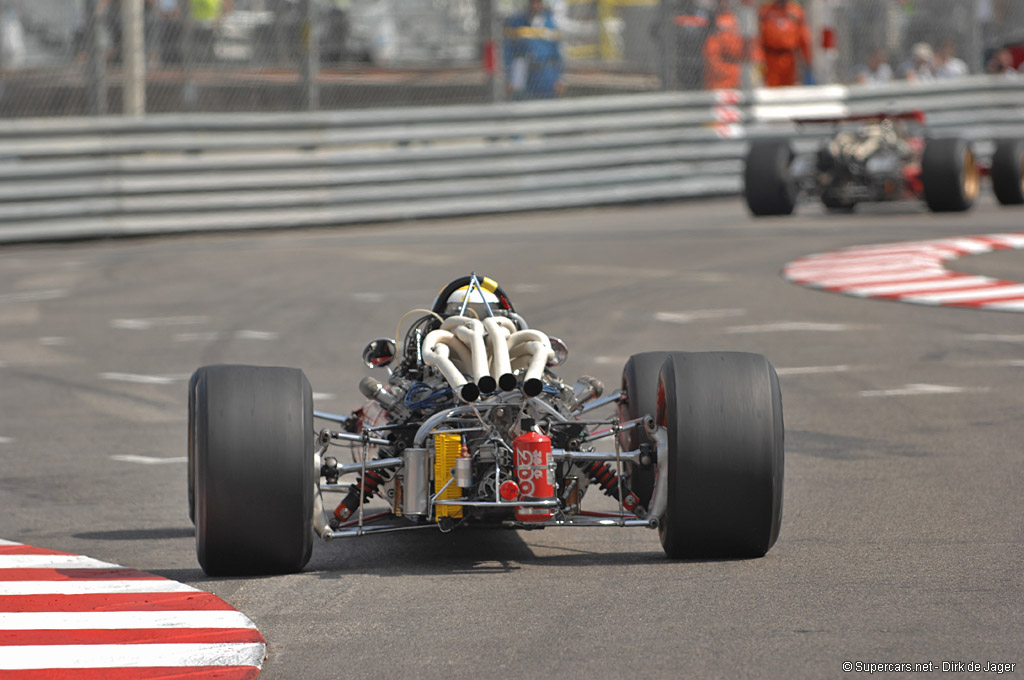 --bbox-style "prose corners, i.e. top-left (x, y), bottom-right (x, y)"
top-left (422, 329), bottom-right (478, 402)
top-left (444, 317), bottom-right (496, 395)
